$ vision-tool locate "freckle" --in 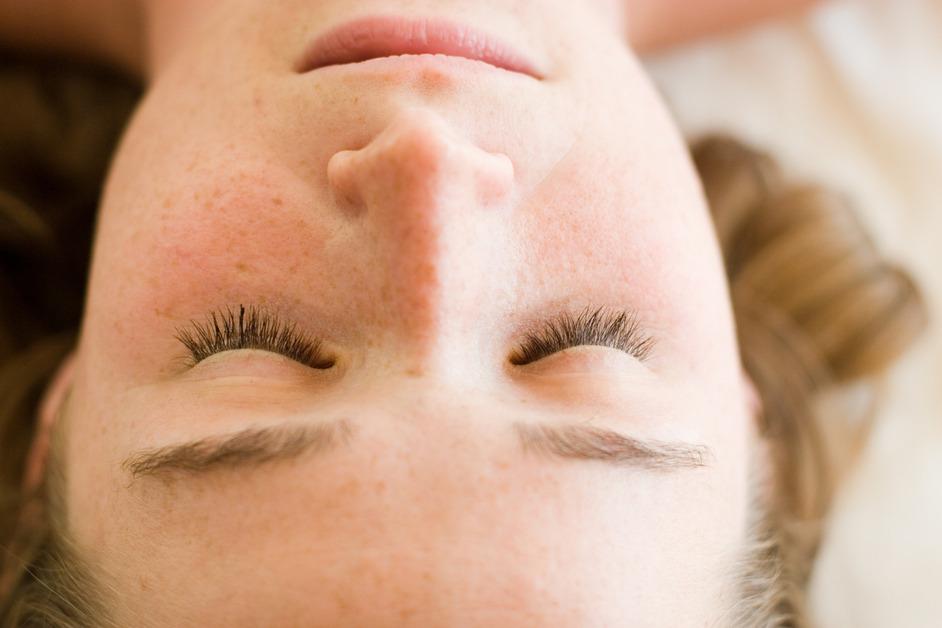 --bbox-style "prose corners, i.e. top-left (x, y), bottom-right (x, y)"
top-left (334, 589), bottom-right (351, 611)
top-left (235, 261), bottom-right (250, 272)
top-left (426, 73), bottom-right (450, 90)
top-left (273, 197), bottom-right (284, 207)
